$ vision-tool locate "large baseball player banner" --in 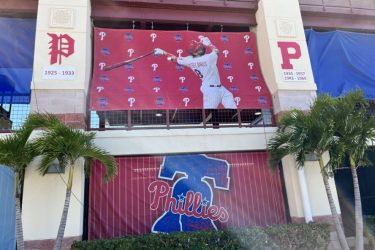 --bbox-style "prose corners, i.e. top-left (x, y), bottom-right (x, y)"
top-left (88, 152), bottom-right (286, 239)
top-left (90, 28), bottom-right (272, 110)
